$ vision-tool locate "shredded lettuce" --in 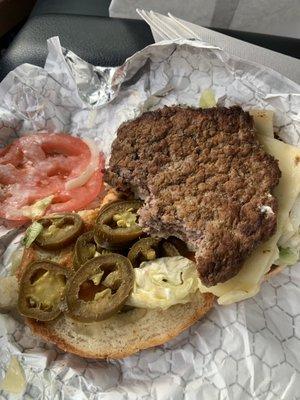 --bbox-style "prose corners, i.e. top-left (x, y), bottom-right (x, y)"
top-left (126, 256), bottom-right (199, 309)
top-left (277, 247), bottom-right (299, 266)
top-left (22, 222), bottom-right (43, 248)
top-left (277, 194), bottom-right (300, 266)
top-left (199, 88), bottom-right (217, 108)
top-left (21, 195), bottom-right (53, 219)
